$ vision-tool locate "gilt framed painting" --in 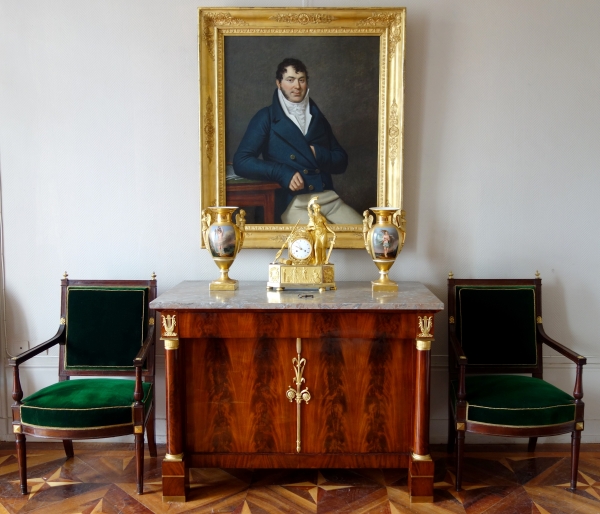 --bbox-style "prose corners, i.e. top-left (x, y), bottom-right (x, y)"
top-left (199, 7), bottom-right (405, 248)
